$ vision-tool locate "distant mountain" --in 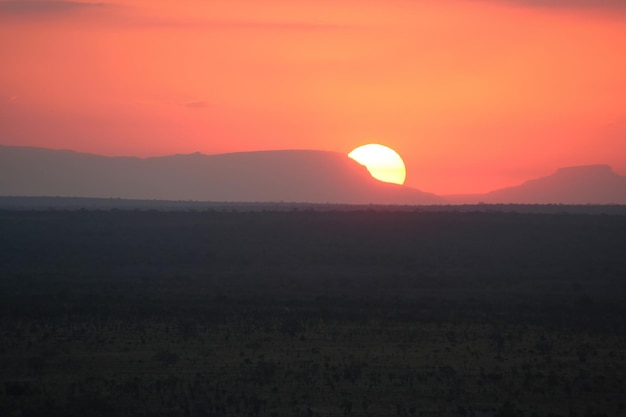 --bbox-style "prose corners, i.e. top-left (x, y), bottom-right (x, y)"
top-left (0, 146), bottom-right (443, 204)
top-left (448, 165), bottom-right (626, 204)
